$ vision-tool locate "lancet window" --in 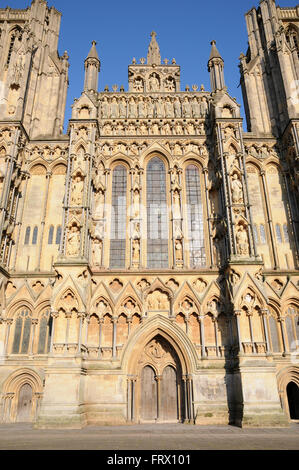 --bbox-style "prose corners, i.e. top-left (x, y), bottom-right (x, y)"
top-left (185, 165), bottom-right (206, 267)
top-left (110, 165), bottom-right (127, 268)
top-left (147, 157), bottom-right (169, 268)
